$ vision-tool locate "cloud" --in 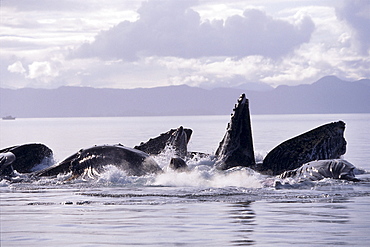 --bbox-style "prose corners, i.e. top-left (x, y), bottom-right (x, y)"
top-left (336, 0), bottom-right (370, 54)
top-left (74, 0), bottom-right (315, 60)
top-left (27, 61), bottom-right (59, 81)
top-left (1, 0), bottom-right (368, 90)
top-left (2, 0), bottom-right (107, 12)
top-left (152, 55), bottom-right (276, 88)
top-left (7, 61), bottom-right (26, 74)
